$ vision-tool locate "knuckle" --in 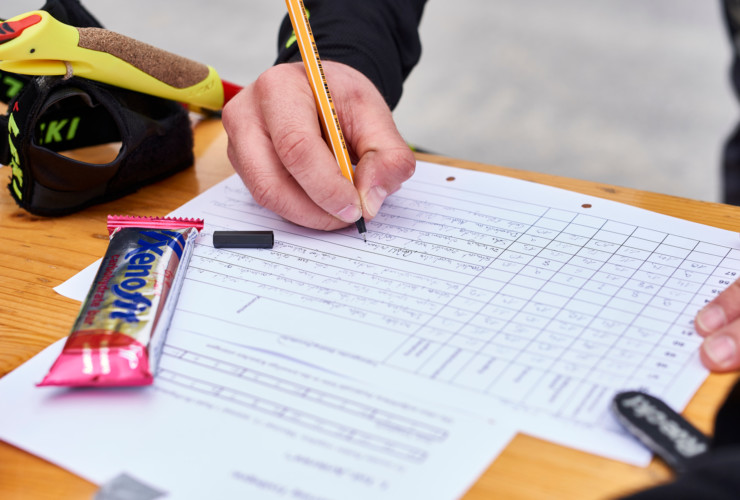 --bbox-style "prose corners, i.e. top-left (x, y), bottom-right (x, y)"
top-left (381, 147), bottom-right (416, 188)
top-left (221, 85), bottom-right (253, 128)
top-left (221, 102), bottom-right (235, 129)
top-left (276, 129), bottom-right (313, 174)
top-left (221, 94), bottom-right (242, 128)
top-left (393, 148), bottom-right (417, 179)
top-left (254, 69), bottom-right (280, 93)
top-left (248, 174), bottom-right (288, 215)
top-left (312, 180), bottom-right (347, 209)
